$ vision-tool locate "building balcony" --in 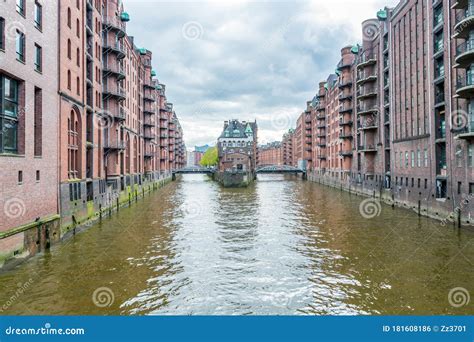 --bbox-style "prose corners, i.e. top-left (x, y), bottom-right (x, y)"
top-left (356, 72), bottom-right (378, 84)
top-left (144, 133), bottom-right (154, 140)
top-left (103, 63), bottom-right (125, 81)
top-left (456, 74), bottom-right (474, 98)
top-left (305, 118), bottom-right (312, 124)
top-left (317, 142), bottom-right (327, 147)
top-left (358, 120), bottom-right (378, 130)
top-left (103, 86), bottom-right (126, 101)
top-left (144, 108), bottom-right (155, 115)
top-left (358, 144), bottom-right (377, 153)
top-left (454, 123), bottom-right (474, 139)
top-left (338, 79), bottom-right (353, 89)
top-left (340, 106), bottom-right (353, 114)
top-left (339, 150), bottom-right (353, 157)
top-left (455, 41), bottom-right (474, 68)
top-left (104, 140), bottom-right (125, 151)
top-left (357, 105), bottom-right (379, 115)
top-left (339, 119), bottom-right (353, 126)
top-left (144, 120), bottom-right (155, 127)
top-left (454, 8), bottom-right (474, 38)
top-left (317, 133), bottom-right (326, 138)
top-left (103, 42), bottom-right (126, 59)
top-left (357, 86), bottom-right (378, 98)
top-left (317, 123), bottom-right (326, 129)
top-left (337, 59), bottom-right (352, 70)
top-left (144, 152), bottom-right (154, 159)
top-left (144, 82), bottom-right (155, 90)
top-left (144, 94), bottom-right (155, 102)
top-left (357, 52), bottom-right (377, 68)
top-left (339, 92), bottom-right (353, 101)
top-left (103, 108), bottom-right (126, 121)
top-left (316, 113), bottom-right (326, 120)
top-left (340, 132), bottom-right (353, 139)
top-left (103, 17), bottom-right (126, 38)
top-left (317, 154), bottom-right (327, 160)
